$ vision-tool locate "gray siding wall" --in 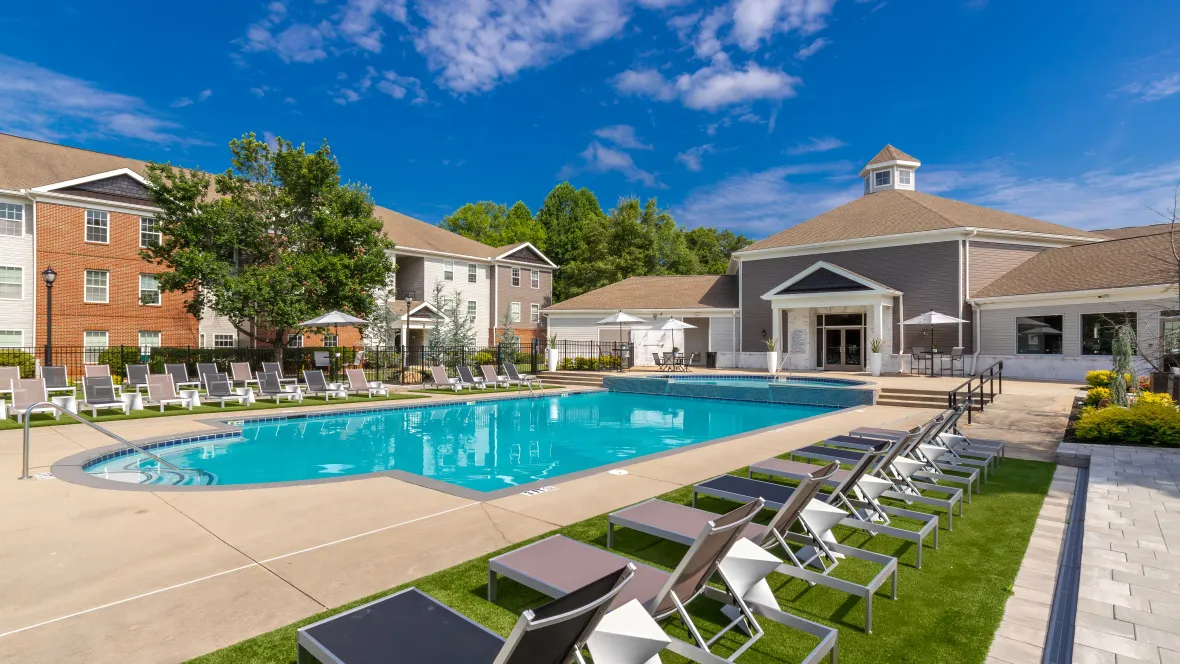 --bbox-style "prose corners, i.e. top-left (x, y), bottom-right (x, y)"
top-left (740, 241), bottom-right (962, 352)
top-left (977, 298), bottom-right (1176, 357)
top-left (394, 254), bottom-right (425, 300)
top-left (968, 241), bottom-right (1045, 296)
